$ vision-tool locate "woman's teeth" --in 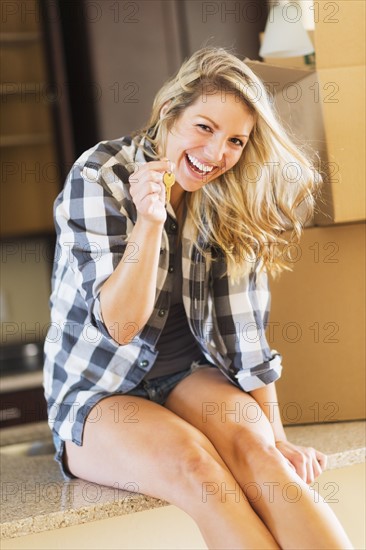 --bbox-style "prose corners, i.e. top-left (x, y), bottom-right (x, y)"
top-left (186, 154), bottom-right (214, 174)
